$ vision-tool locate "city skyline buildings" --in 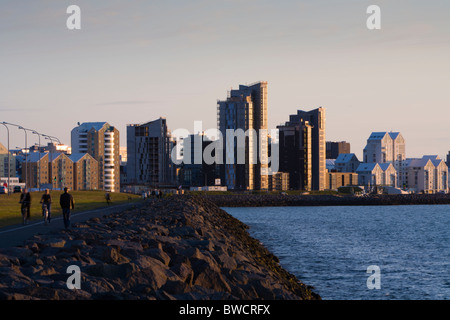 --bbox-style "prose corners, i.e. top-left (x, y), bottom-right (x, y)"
top-left (1, 1), bottom-right (449, 161)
